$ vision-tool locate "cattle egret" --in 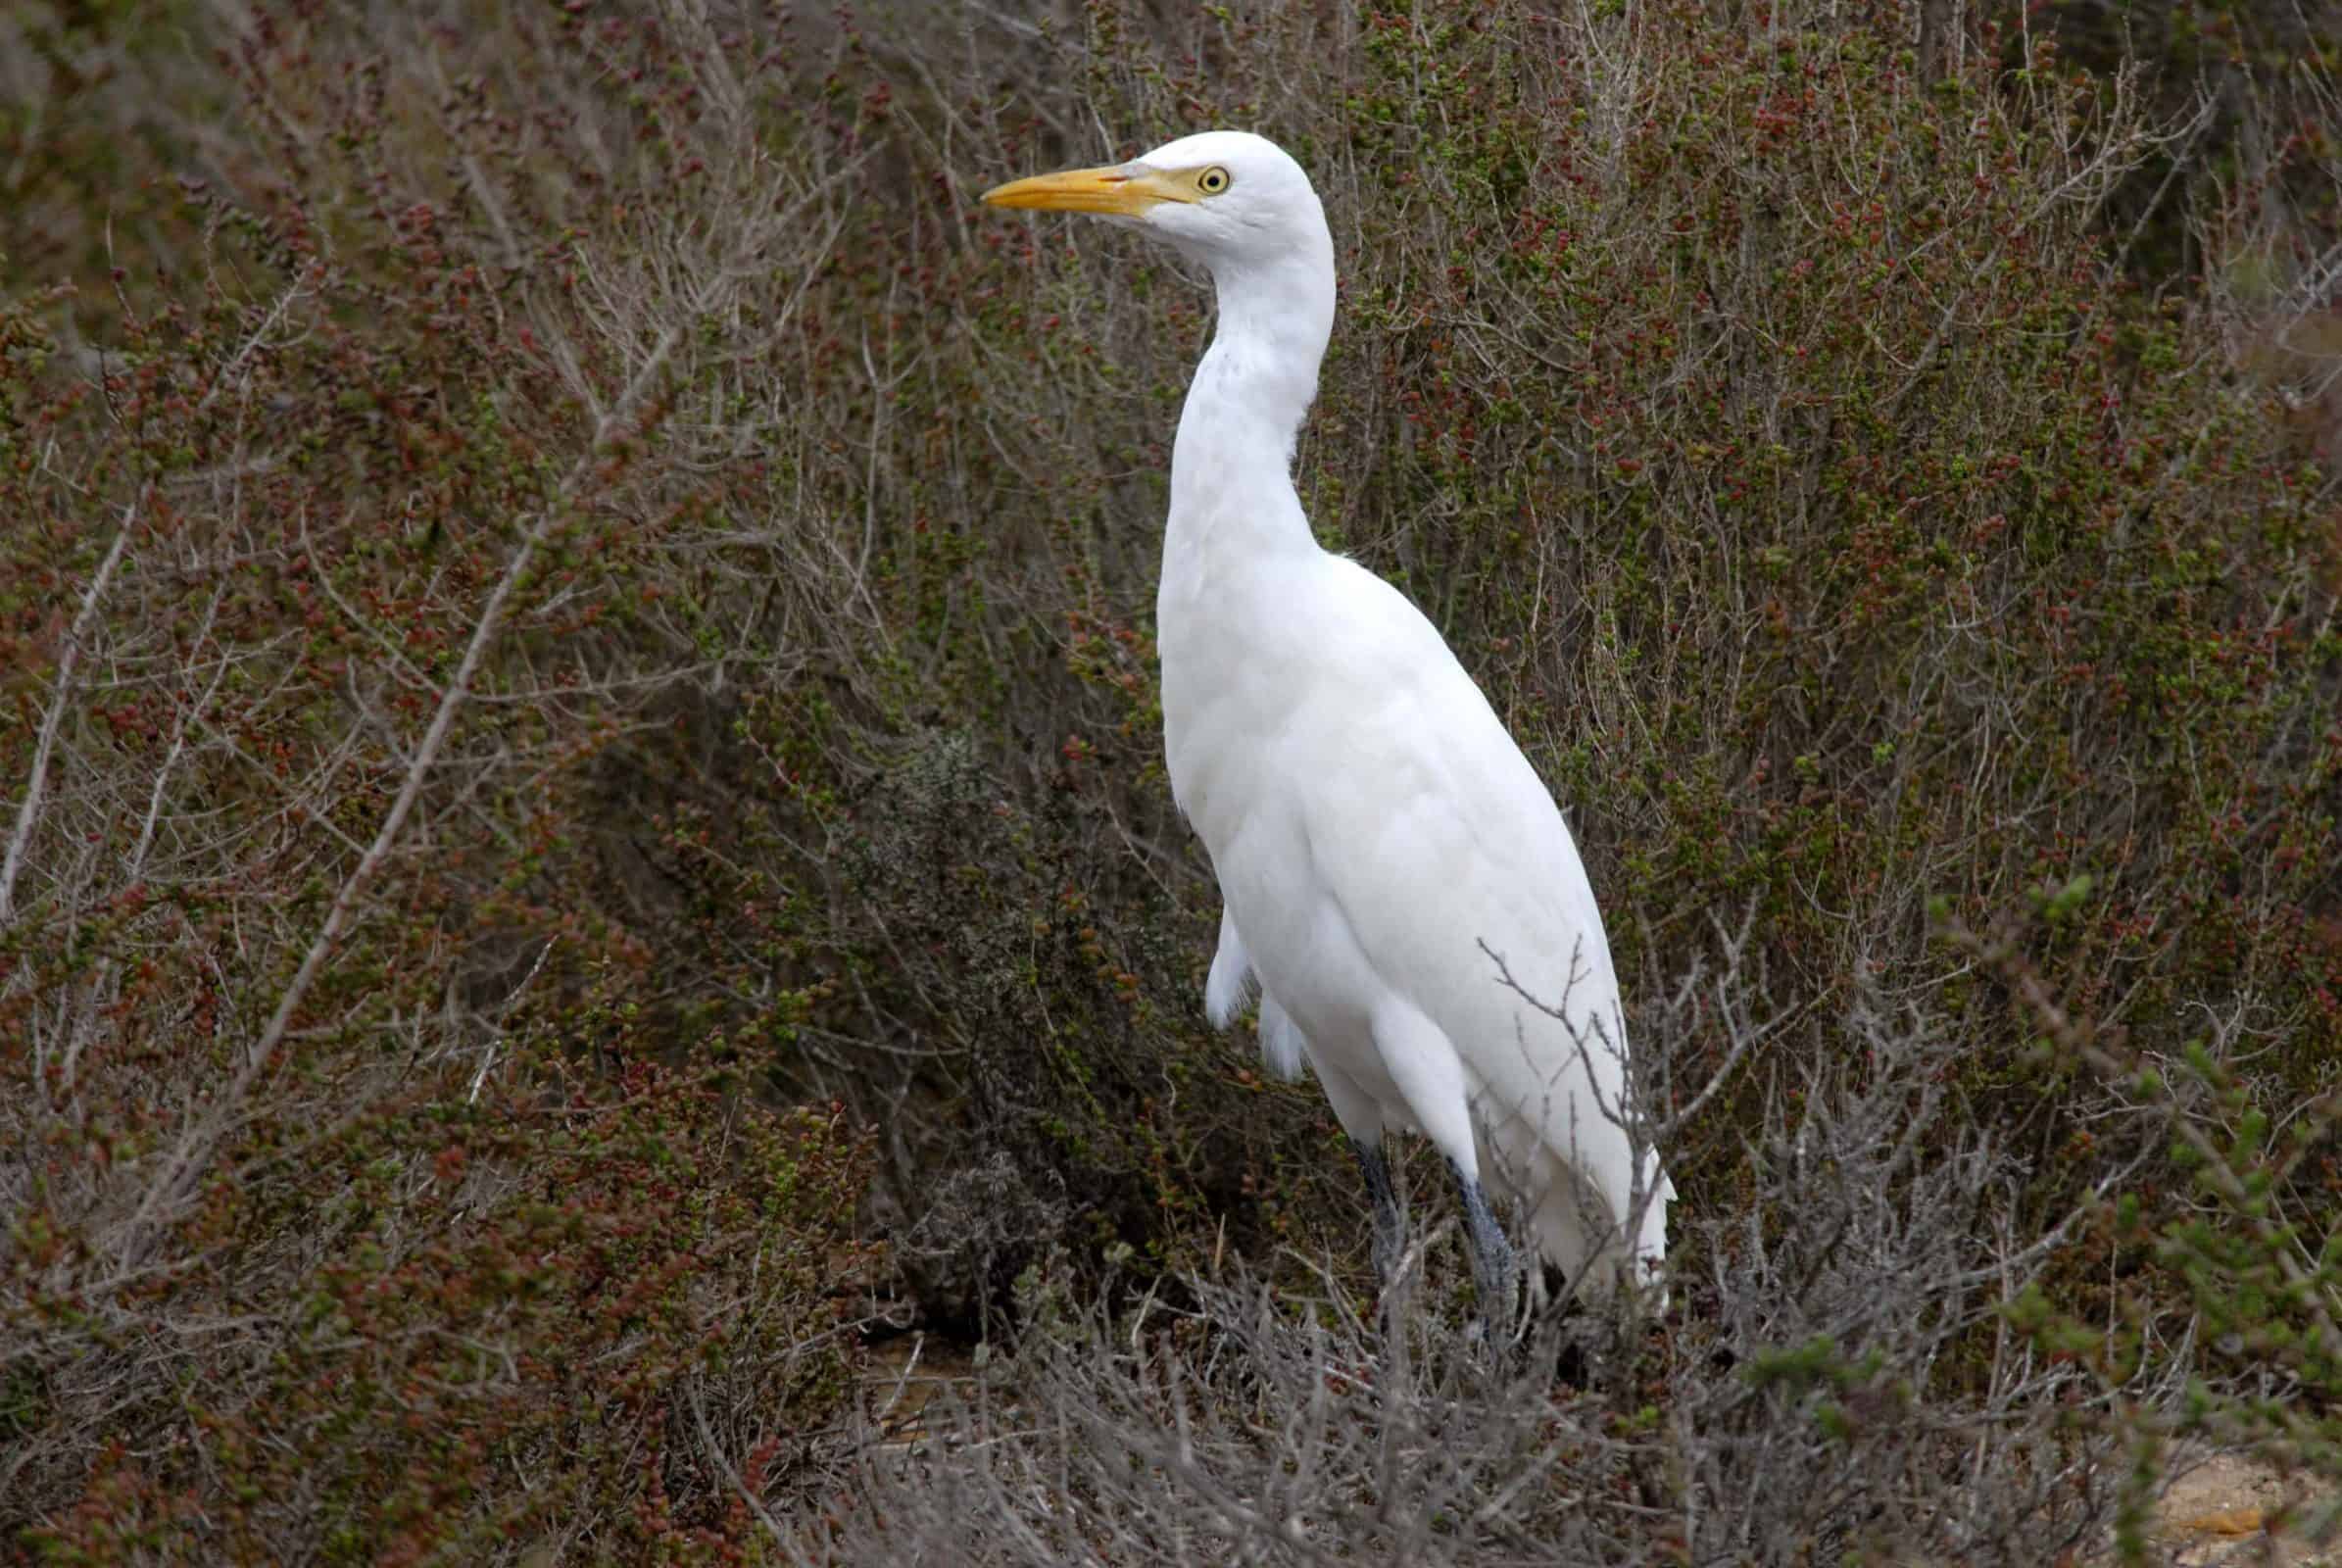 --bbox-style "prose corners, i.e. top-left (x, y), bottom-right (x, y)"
top-left (983, 131), bottom-right (1670, 1319)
